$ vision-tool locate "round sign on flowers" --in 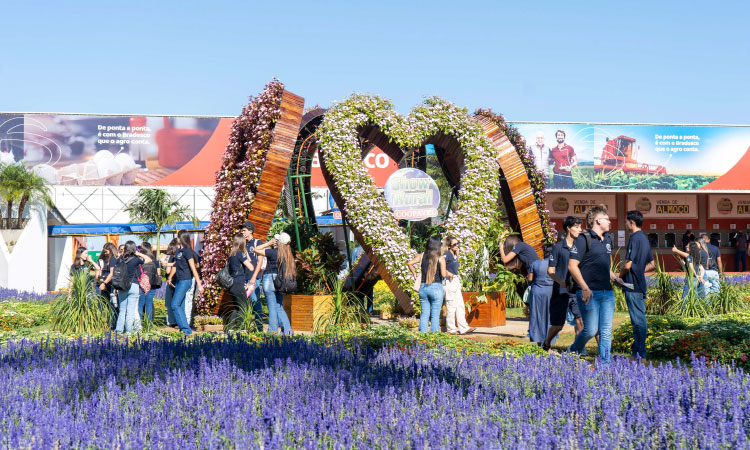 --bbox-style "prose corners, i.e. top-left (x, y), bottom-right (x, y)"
top-left (318, 95), bottom-right (500, 309)
top-left (384, 168), bottom-right (440, 221)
